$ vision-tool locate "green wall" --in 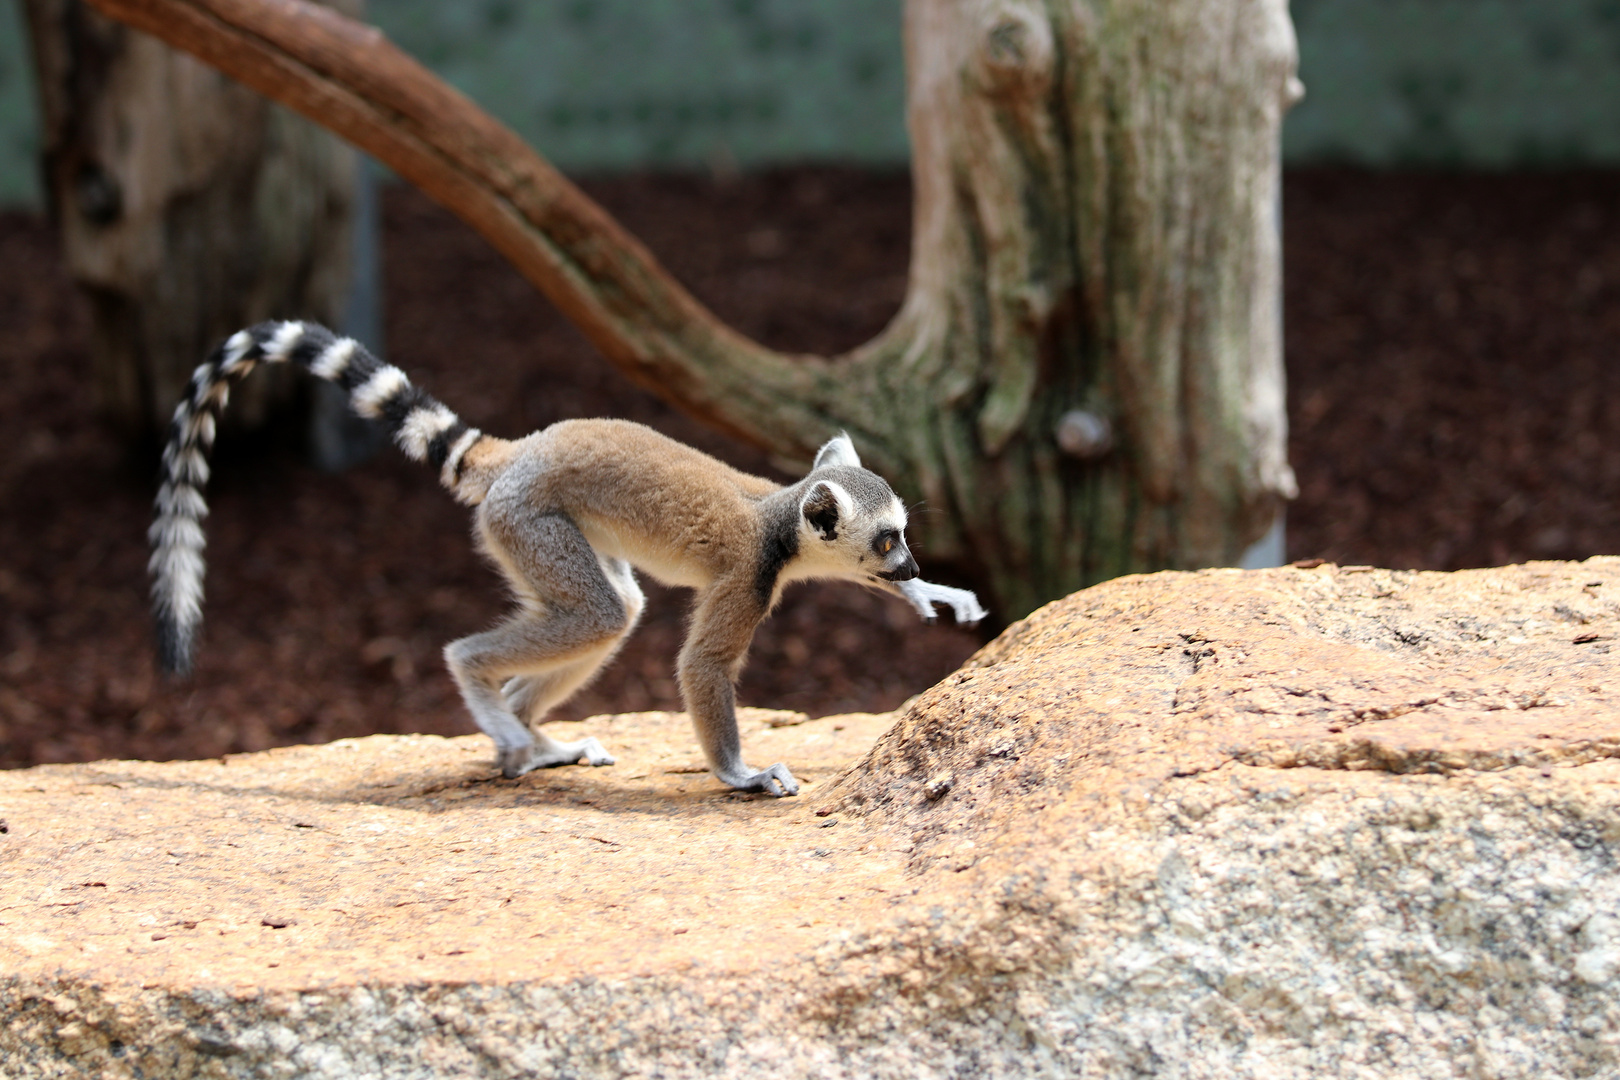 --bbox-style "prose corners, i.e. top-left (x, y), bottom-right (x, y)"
top-left (2, 0), bottom-right (1620, 207)
top-left (0, 0), bottom-right (910, 207)
top-left (375, 0), bottom-right (908, 173)
top-left (1287, 0), bottom-right (1620, 167)
top-left (0, 1), bottom-right (35, 205)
